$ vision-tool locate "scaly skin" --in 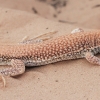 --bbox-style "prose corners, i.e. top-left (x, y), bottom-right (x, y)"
top-left (0, 29), bottom-right (100, 87)
top-left (0, 31), bottom-right (100, 65)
